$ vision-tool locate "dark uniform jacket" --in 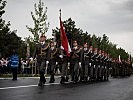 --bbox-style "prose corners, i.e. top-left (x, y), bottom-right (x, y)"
top-left (92, 52), bottom-right (99, 66)
top-left (70, 47), bottom-right (82, 64)
top-left (33, 43), bottom-right (49, 63)
top-left (48, 47), bottom-right (59, 62)
top-left (81, 48), bottom-right (92, 64)
top-left (58, 48), bottom-right (69, 63)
